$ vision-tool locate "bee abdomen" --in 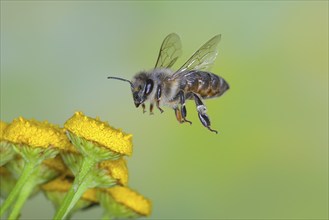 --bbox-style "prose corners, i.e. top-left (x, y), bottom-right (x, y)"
top-left (184, 71), bottom-right (229, 99)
